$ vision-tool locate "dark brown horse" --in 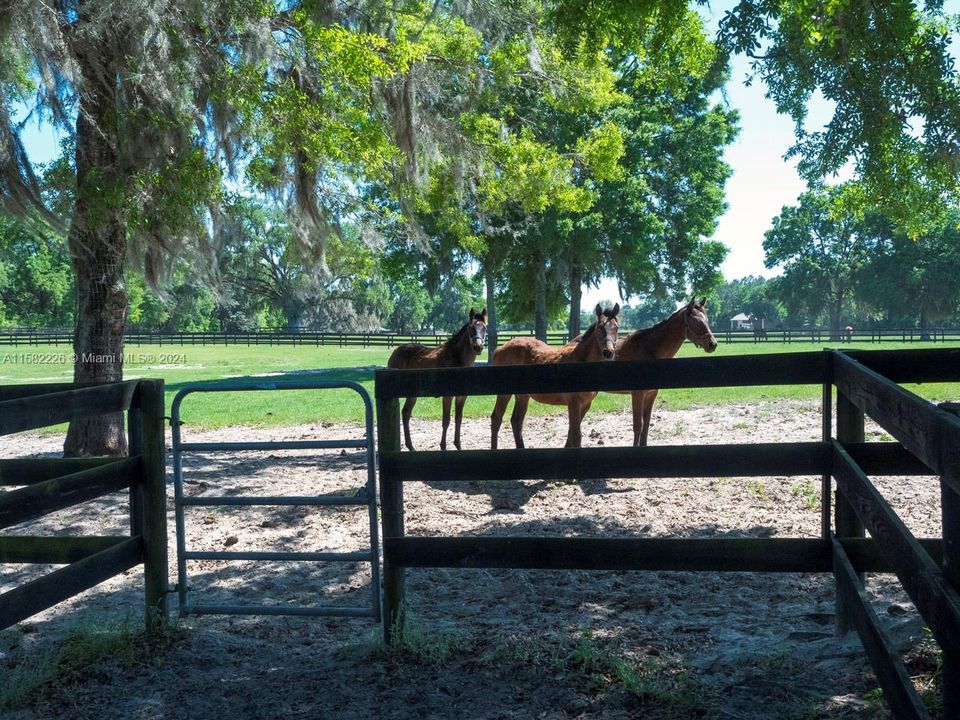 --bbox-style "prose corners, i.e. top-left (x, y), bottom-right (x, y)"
top-left (612, 299), bottom-right (717, 446)
top-left (387, 308), bottom-right (487, 451)
top-left (490, 303), bottom-right (620, 449)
